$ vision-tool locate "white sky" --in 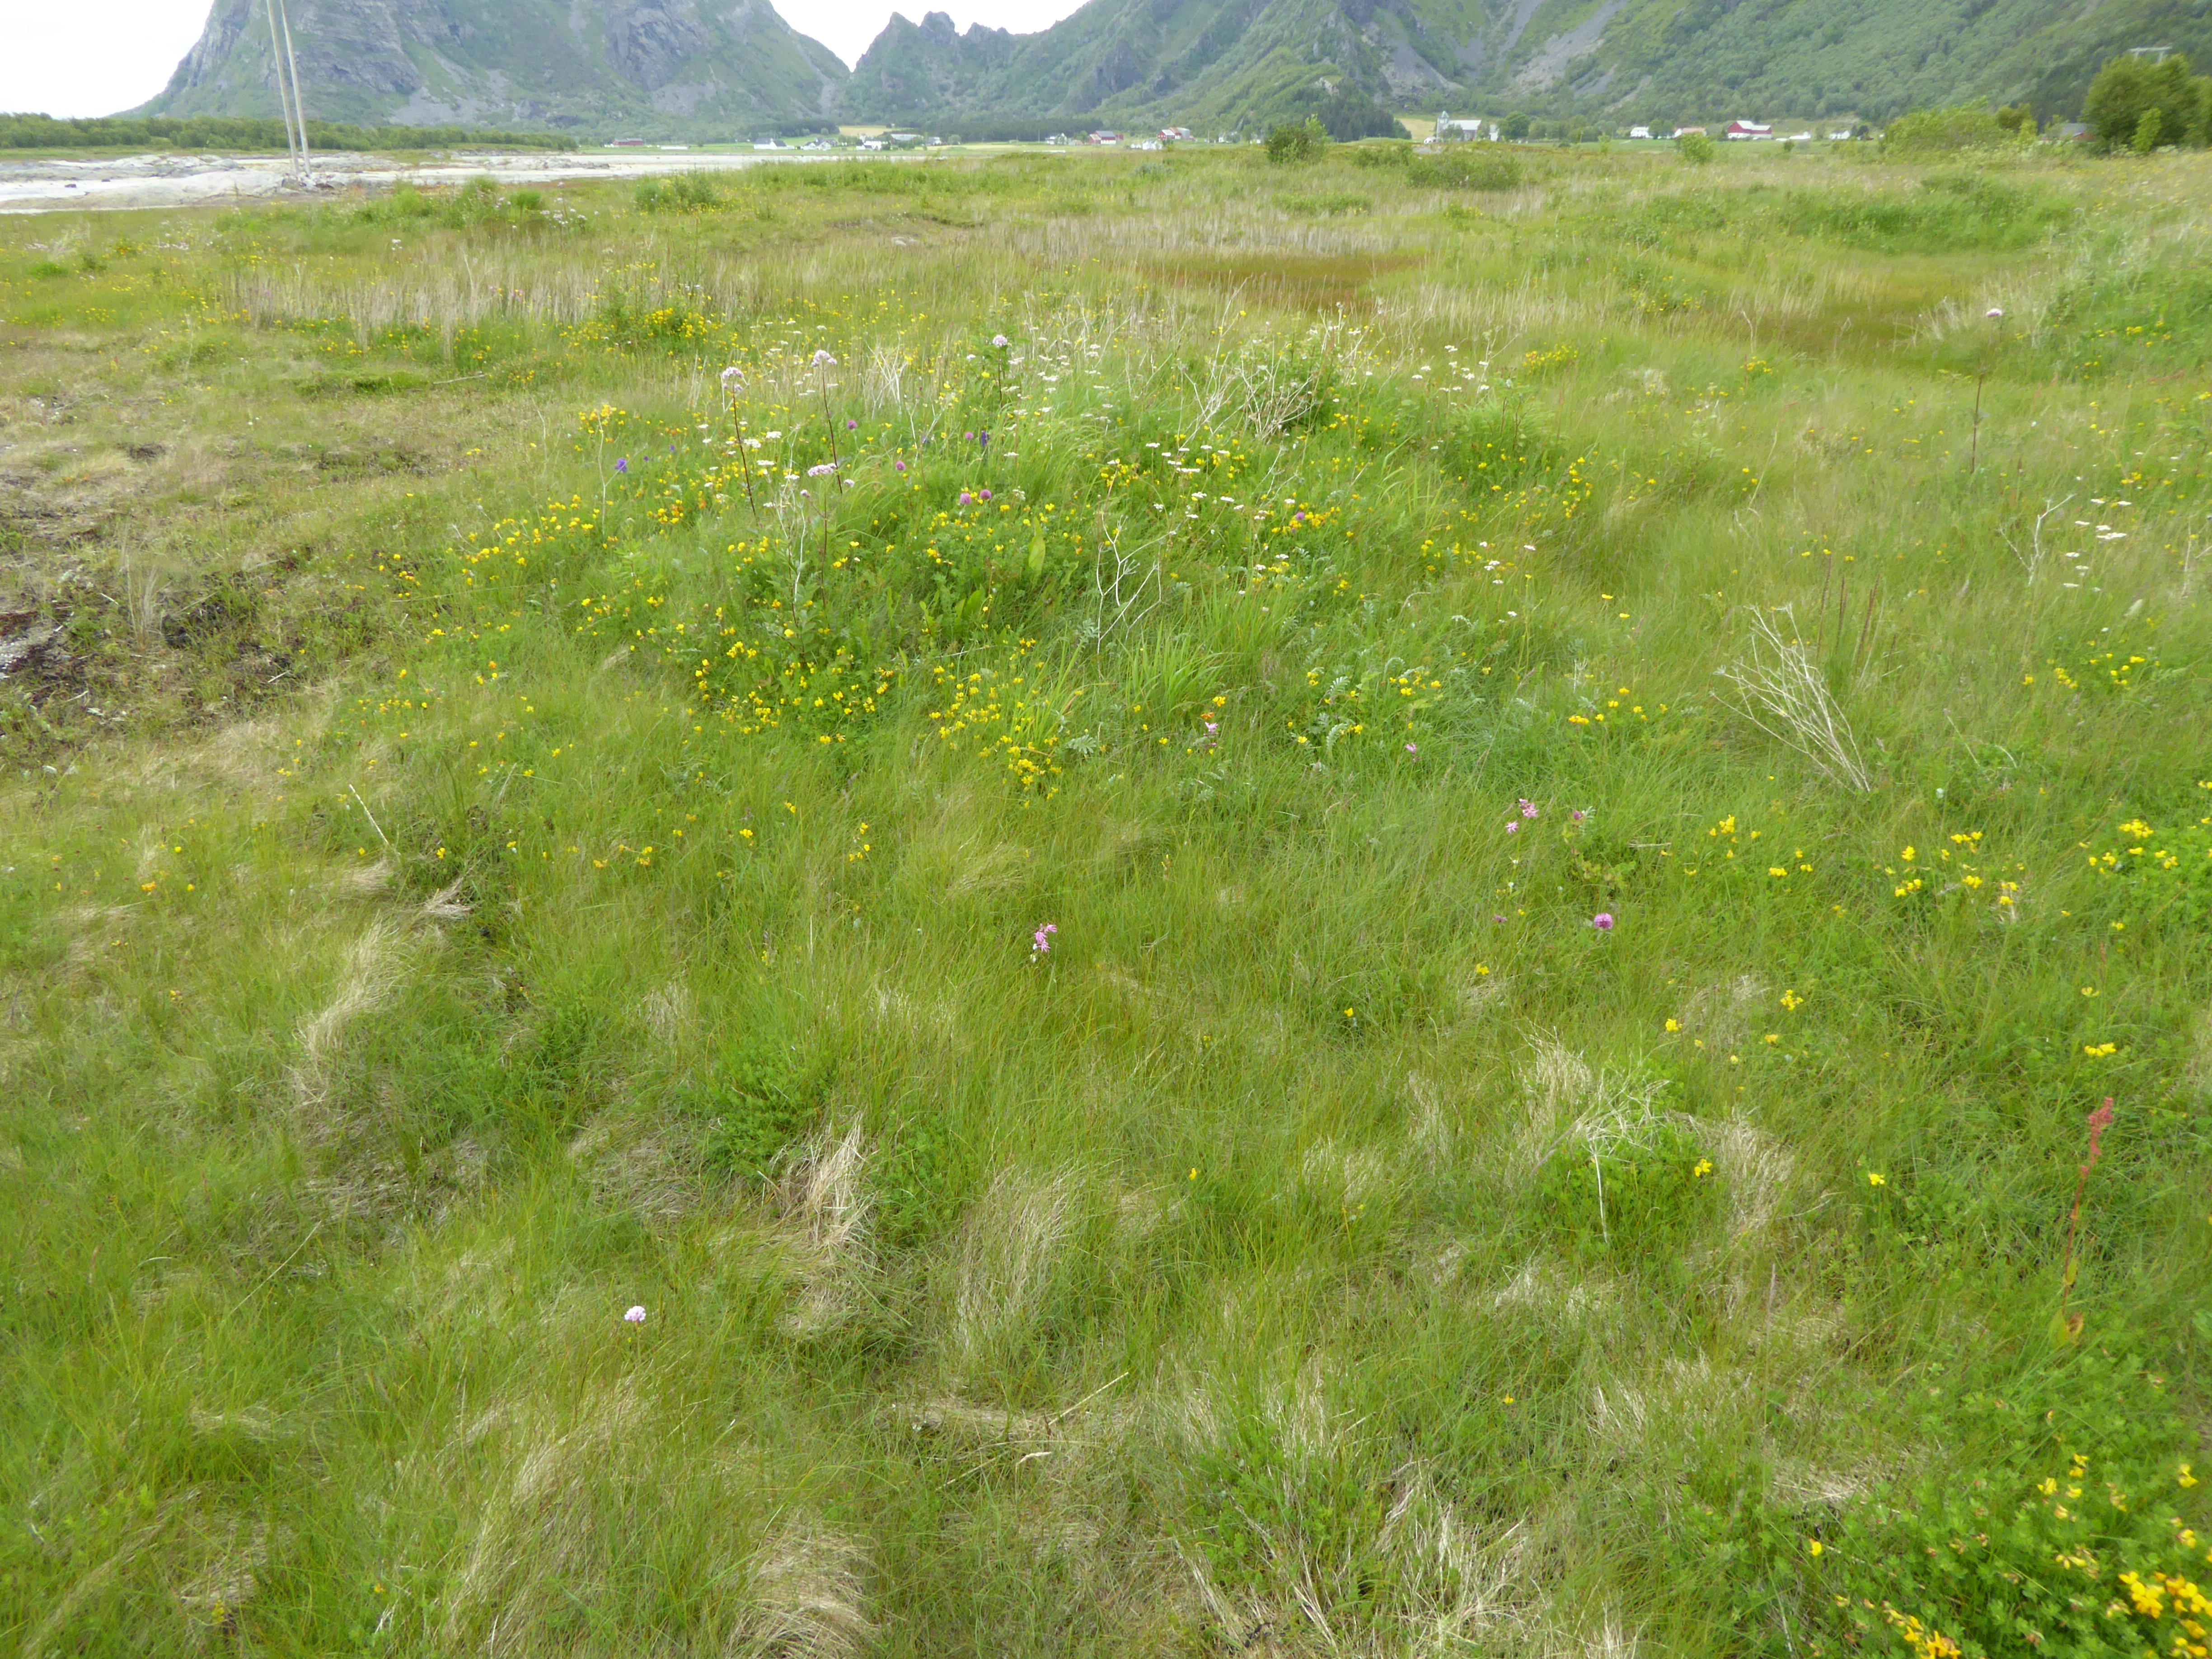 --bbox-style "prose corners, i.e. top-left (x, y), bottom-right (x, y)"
top-left (0, 0), bottom-right (1086, 119)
